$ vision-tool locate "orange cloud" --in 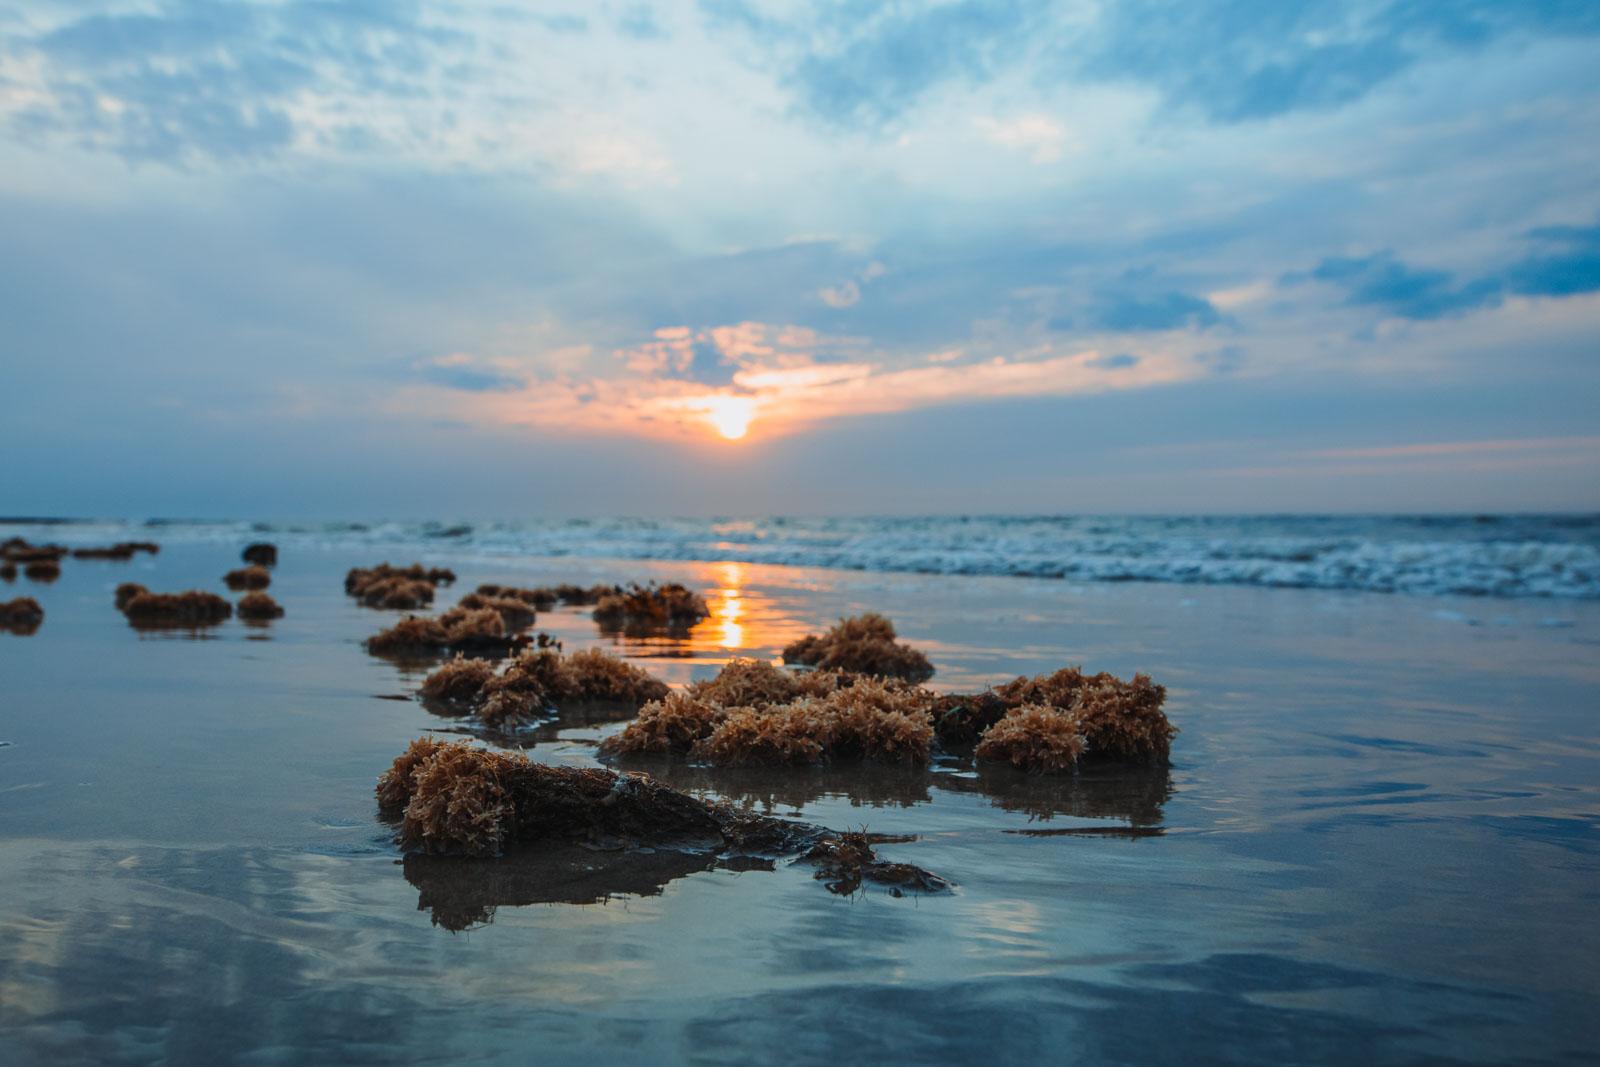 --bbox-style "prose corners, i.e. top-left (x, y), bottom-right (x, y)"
top-left (395, 322), bottom-right (1204, 443)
